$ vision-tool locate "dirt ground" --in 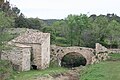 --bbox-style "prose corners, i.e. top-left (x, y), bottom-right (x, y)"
top-left (33, 67), bottom-right (83, 80)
